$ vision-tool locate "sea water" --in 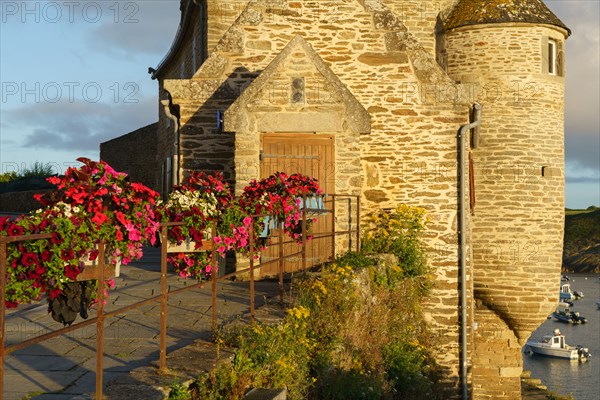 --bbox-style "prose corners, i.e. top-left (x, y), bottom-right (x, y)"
top-left (522, 274), bottom-right (600, 400)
